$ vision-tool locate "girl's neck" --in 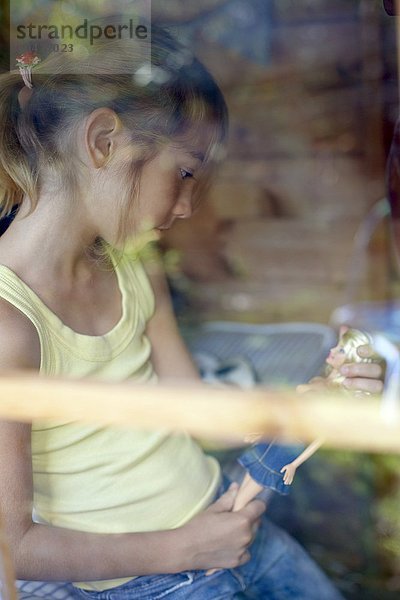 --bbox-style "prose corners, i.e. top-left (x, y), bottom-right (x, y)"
top-left (0, 192), bottom-right (101, 286)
